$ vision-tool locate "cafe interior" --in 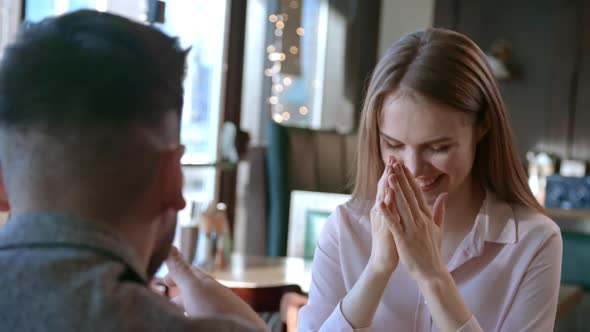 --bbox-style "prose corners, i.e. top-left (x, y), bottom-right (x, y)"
top-left (0, 0), bottom-right (589, 331)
